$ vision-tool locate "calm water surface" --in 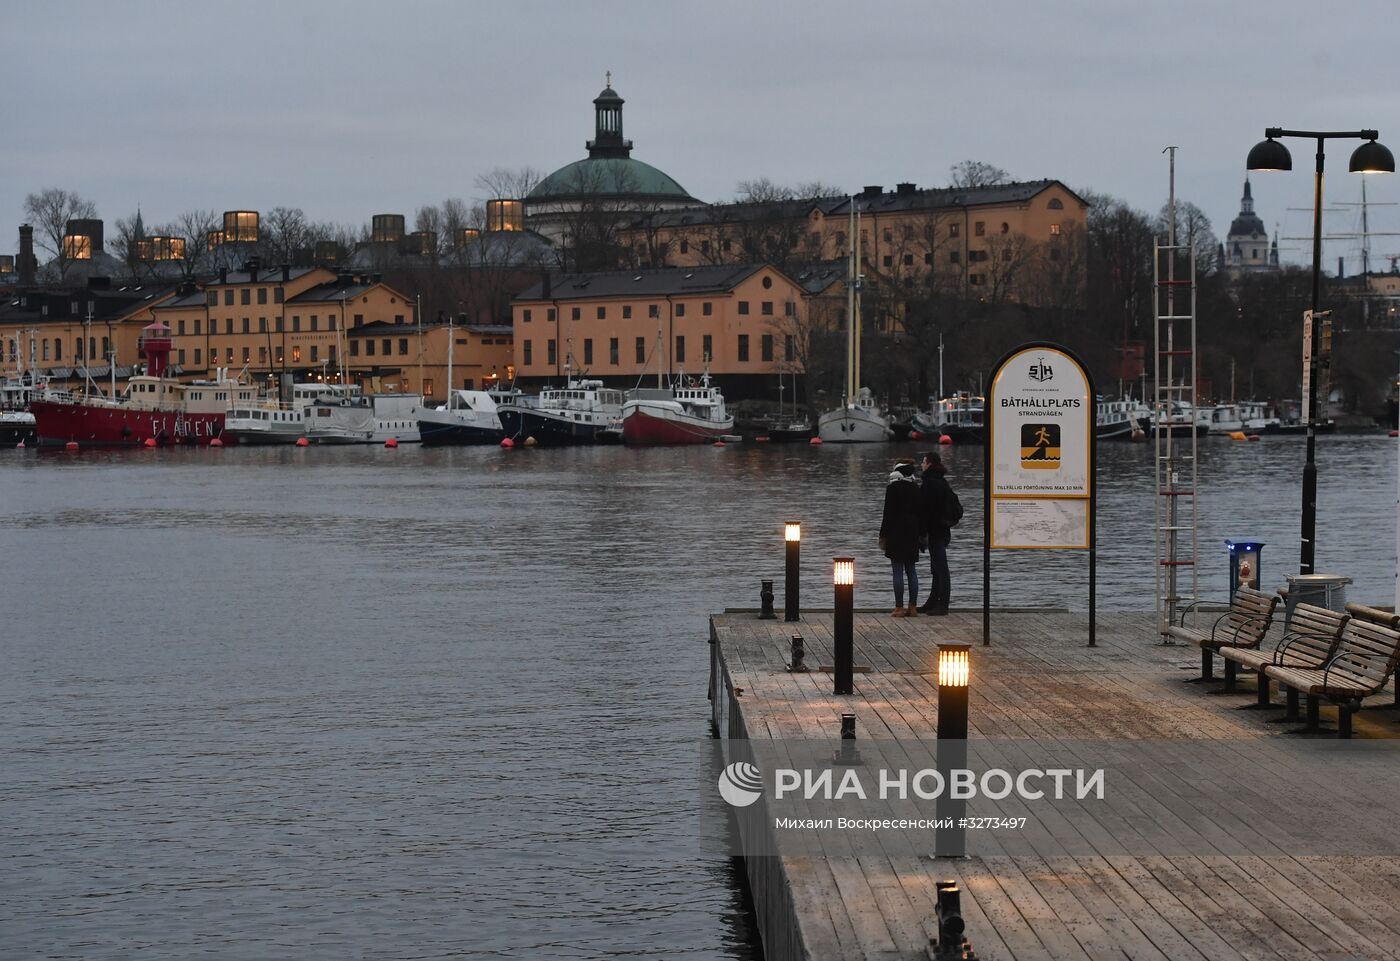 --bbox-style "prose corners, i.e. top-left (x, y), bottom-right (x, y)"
top-left (1, 435), bottom-right (1395, 959)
